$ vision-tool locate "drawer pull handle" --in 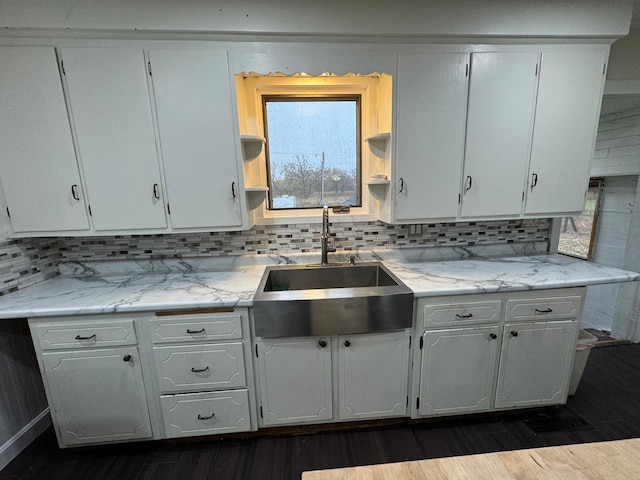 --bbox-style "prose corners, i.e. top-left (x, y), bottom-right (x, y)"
top-left (75, 334), bottom-right (96, 341)
top-left (186, 328), bottom-right (206, 334)
top-left (191, 366), bottom-right (210, 373)
top-left (535, 308), bottom-right (553, 314)
top-left (198, 413), bottom-right (216, 421)
top-left (456, 313), bottom-right (473, 319)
